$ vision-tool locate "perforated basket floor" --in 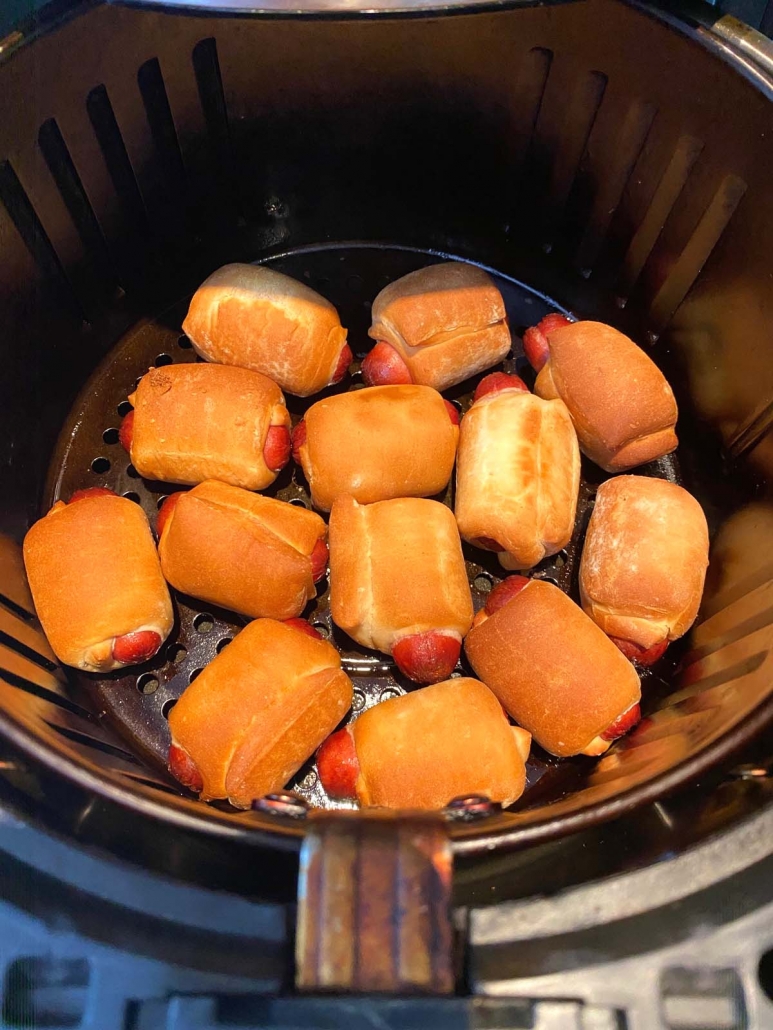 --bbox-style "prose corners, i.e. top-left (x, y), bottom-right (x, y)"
top-left (43, 242), bottom-right (683, 811)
